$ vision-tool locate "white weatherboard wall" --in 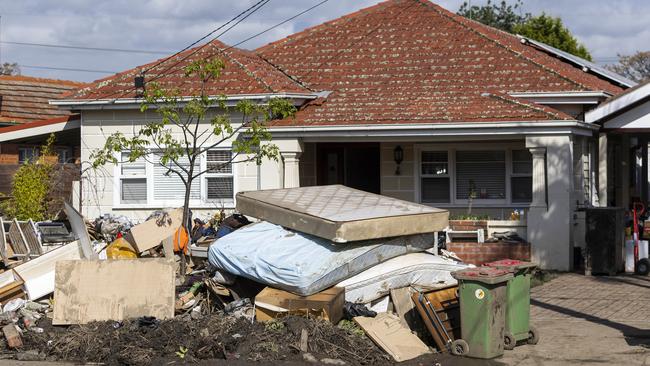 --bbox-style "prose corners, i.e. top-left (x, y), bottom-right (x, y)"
top-left (79, 109), bottom-right (289, 221)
